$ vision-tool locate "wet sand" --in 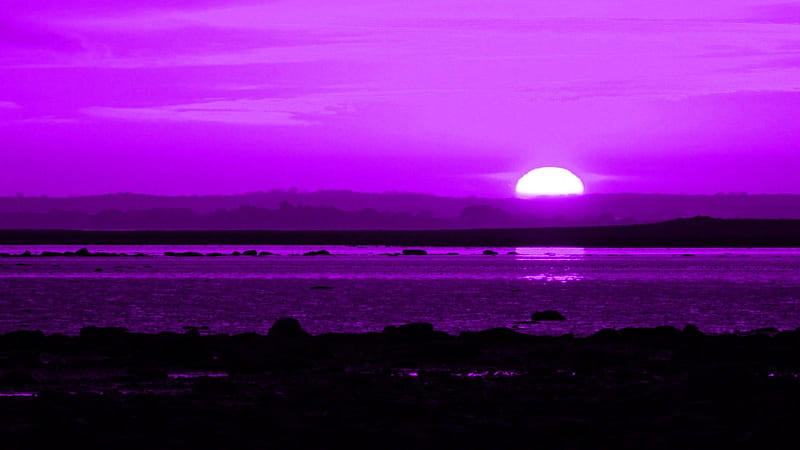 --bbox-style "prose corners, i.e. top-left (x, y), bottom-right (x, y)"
top-left (2, 321), bottom-right (800, 449)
